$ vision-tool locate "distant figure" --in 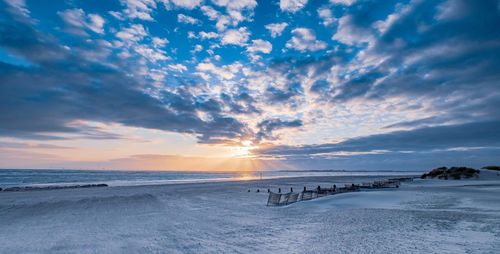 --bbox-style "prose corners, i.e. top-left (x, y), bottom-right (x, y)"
top-left (290, 187), bottom-right (293, 192)
top-left (317, 185), bottom-right (321, 192)
top-left (333, 184), bottom-right (336, 192)
top-left (267, 188), bottom-right (270, 193)
top-left (303, 186), bottom-right (306, 192)
top-left (278, 188), bottom-right (281, 193)
top-left (257, 189), bottom-right (260, 192)
top-left (248, 189), bottom-right (250, 192)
